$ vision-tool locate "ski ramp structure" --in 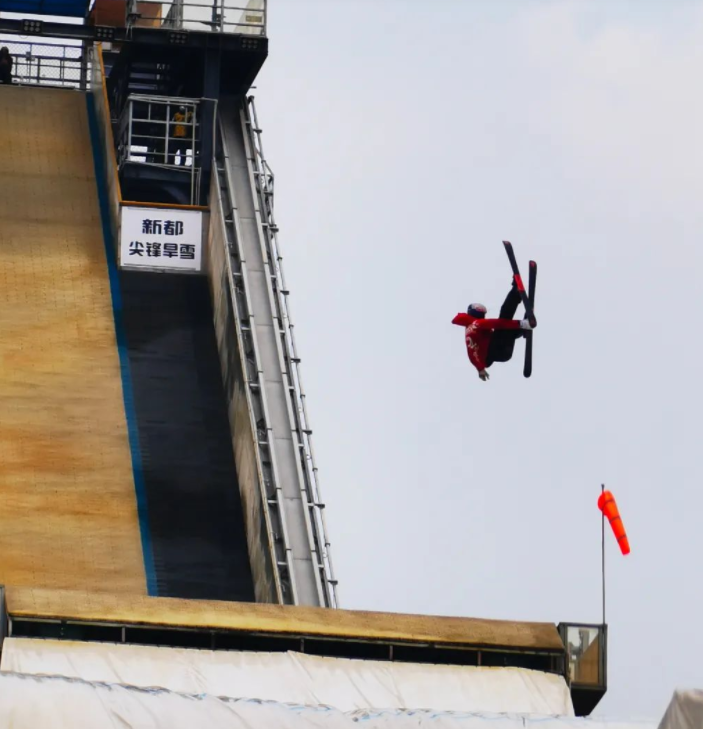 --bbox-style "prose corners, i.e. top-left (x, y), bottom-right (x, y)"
top-left (0, 85), bottom-right (146, 596)
top-left (0, 83), bottom-right (255, 601)
top-left (0, 0), bottom-right (628, 726)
